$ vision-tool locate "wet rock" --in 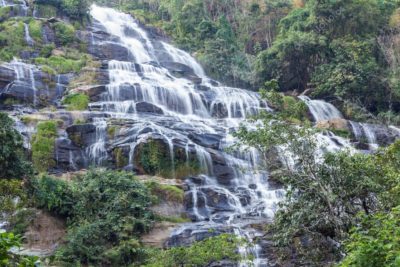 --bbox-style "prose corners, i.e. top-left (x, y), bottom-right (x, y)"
top-left (188, 133), bottom-right (222, 149)
top-left (66, 124), bottom-right (97, 147)
top-left (211, 102), bottom-right (229, 119)
top-left (71, 85), bottom-right (107, 101)
top-left (141, 222), bottom-right (181, 248)
top-left (90, 42), bottom-right (133, 61)
top-left (136, 102), bottom-right (164, 114)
